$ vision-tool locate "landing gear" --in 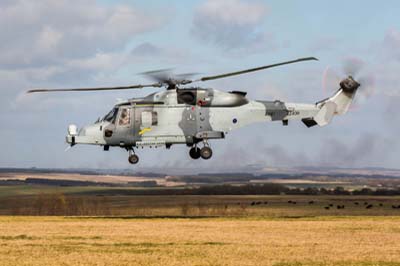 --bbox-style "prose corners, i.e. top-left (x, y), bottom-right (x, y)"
top-left (128, 154), bottom-right (139, 164)
top-left (127, 148), bottom-right (139, 164)
top-left (189, 141), bottom-right (213, 160)
top-left (189, 146), bottom-right (201, 159)
top-left (200, 146), bottom-right (213, 160)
